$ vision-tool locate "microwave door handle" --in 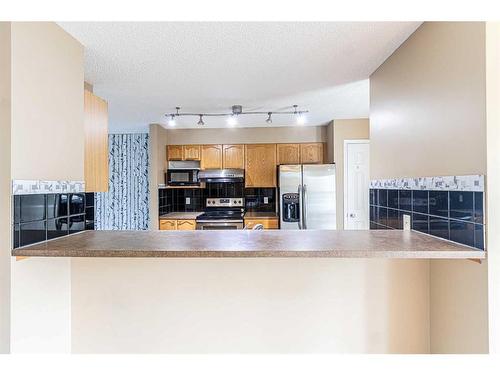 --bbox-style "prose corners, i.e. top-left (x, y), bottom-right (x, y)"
top-left (298, 184), bottom-right (302, 229)
top-left (302, 184), bottom-right (307, 230)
